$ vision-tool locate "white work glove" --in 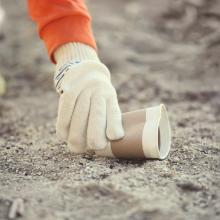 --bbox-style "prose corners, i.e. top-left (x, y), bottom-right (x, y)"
top-left (54, 43), bottom-right (125, 153)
